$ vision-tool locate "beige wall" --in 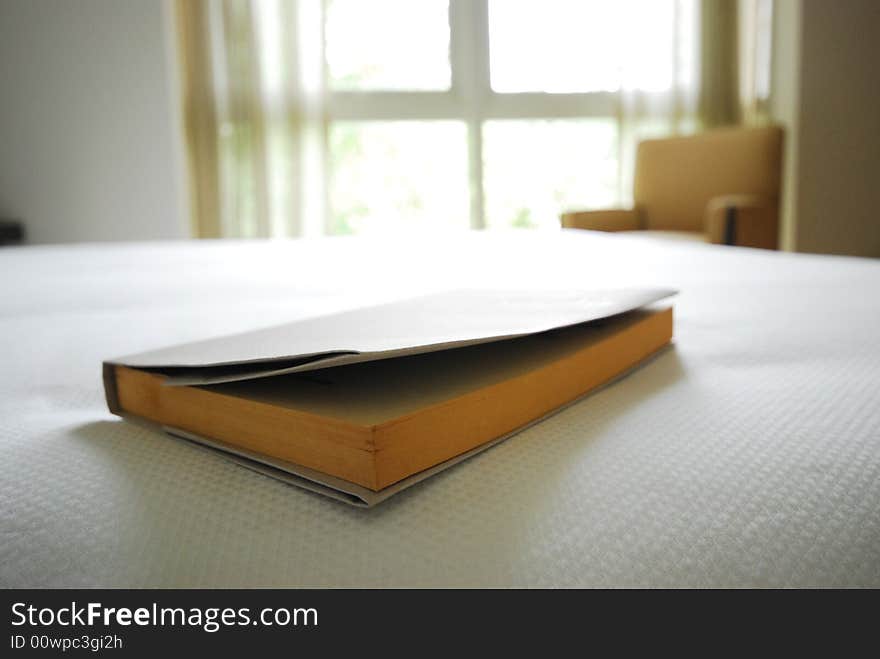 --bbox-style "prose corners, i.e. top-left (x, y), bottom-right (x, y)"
top-left (796, 0), bottom-right (880, 257)
top-left (0, 0), bottom-right (187, 244)
top-left (771, 0), bottom-right (880, 257)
